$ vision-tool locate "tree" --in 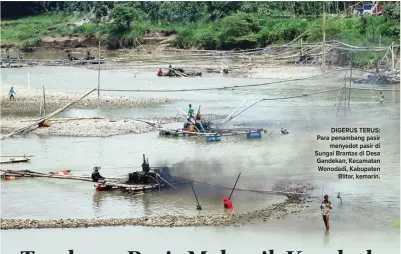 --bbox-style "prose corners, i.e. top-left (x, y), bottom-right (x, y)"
top-left (206, 1), bottom-right (242, 20)
top-left (110, 3), bottom-right (144, 29)
top-left (383, 3), bottom-right (400, 22)
top-left (218, 12), bottom-right (261, 49)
